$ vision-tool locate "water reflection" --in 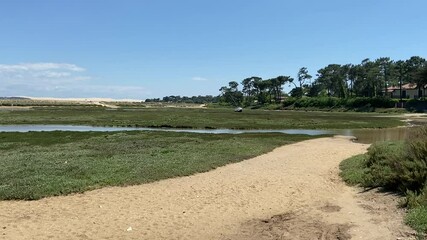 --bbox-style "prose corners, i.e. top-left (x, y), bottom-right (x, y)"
top-left (0, 125), bottom-right (141, 132)
top-left (0, 124), bottom-right (414, 144)
top-left (0, 125), bottom-right (331, 135)
top-left (334, 128), bottom-right (410, 144)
